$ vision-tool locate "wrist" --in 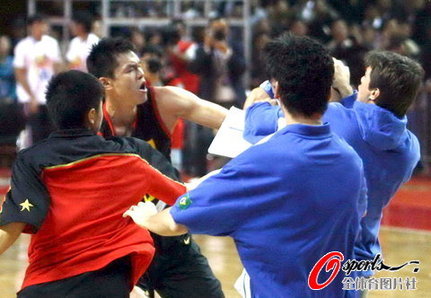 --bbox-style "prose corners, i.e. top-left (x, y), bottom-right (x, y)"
top-left (333, 85), bottom-right (353, 99)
